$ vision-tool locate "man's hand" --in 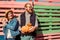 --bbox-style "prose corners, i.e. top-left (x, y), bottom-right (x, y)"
top-left (20, 27), bottom-right (26, 34)
top-left (29, 26), bottom-right (36, 33)
top-left (21, 31), bottom-right (25, 34)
